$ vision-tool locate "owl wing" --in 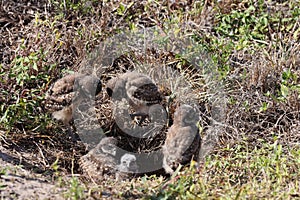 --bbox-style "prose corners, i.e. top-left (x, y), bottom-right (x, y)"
top-left (45, 74), bottom-right (84, 111)
top-left (164, 126), bottom-right (197, 155)
top-left (163, 125), bottom-right (200, 174)
top-left (79, 151), bottom-right (117, 182)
